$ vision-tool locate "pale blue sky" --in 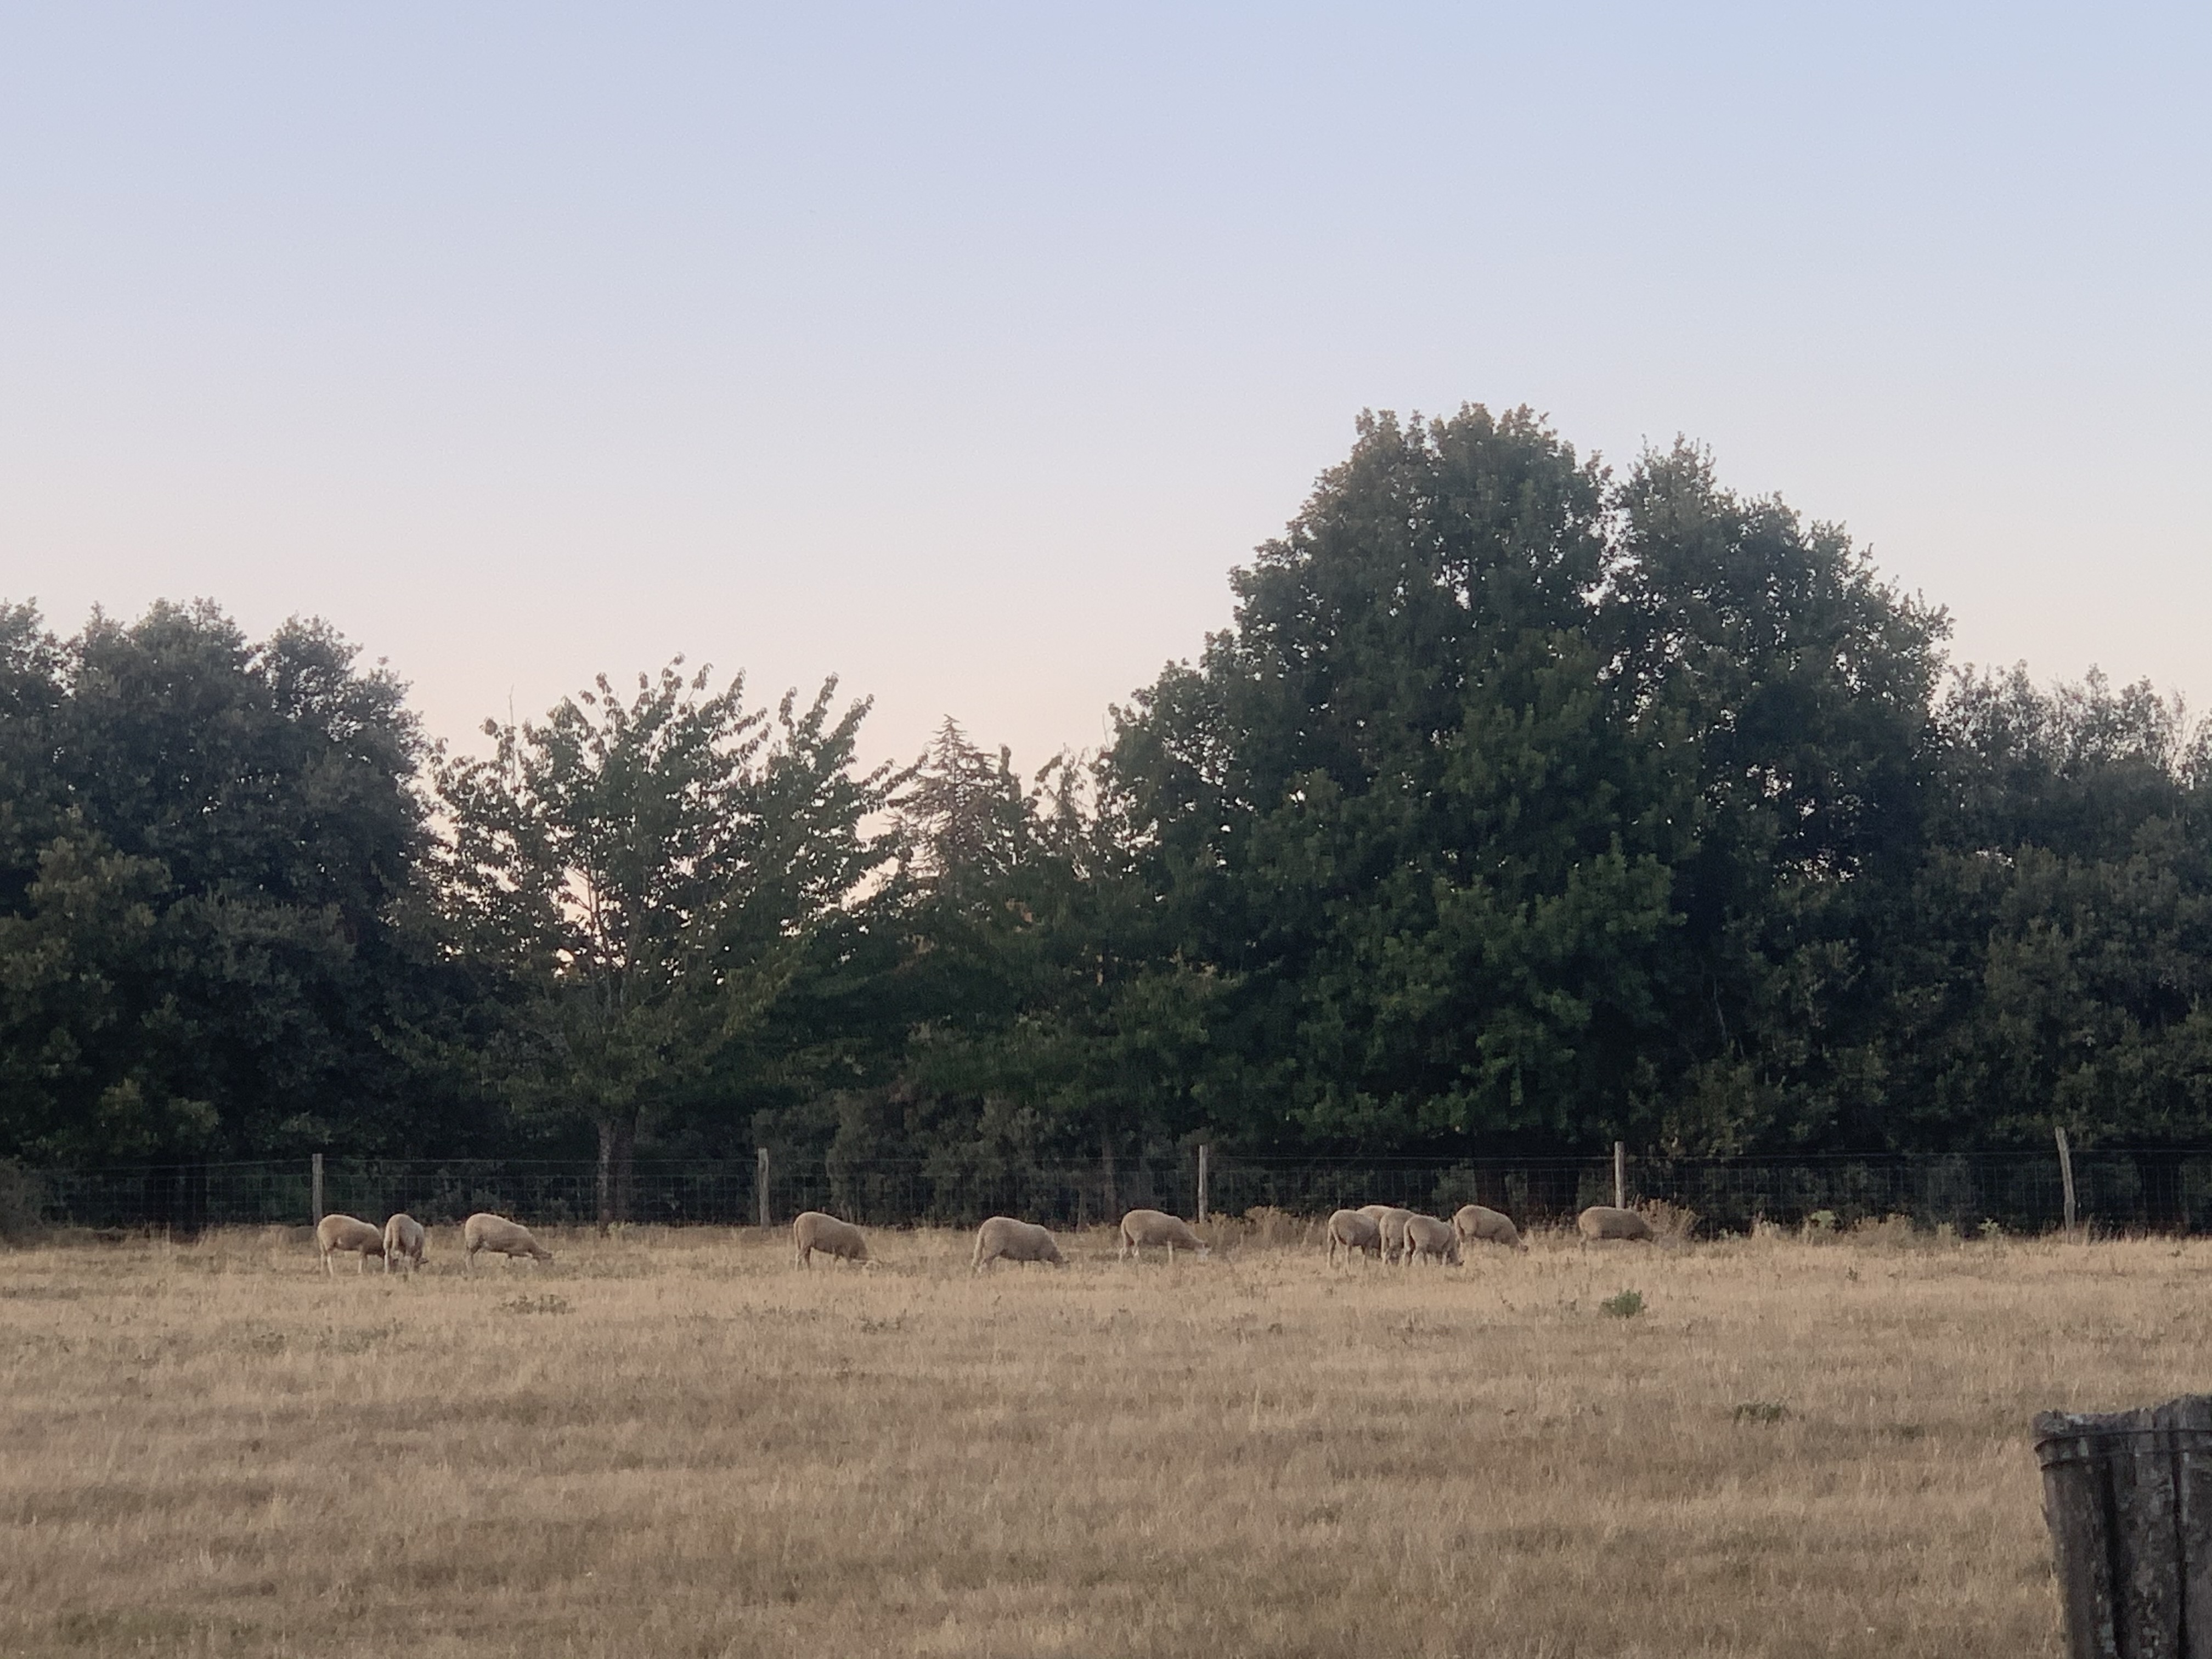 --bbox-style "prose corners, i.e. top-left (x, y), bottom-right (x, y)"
top-left (2, 3), bottom-right (2205, 771)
